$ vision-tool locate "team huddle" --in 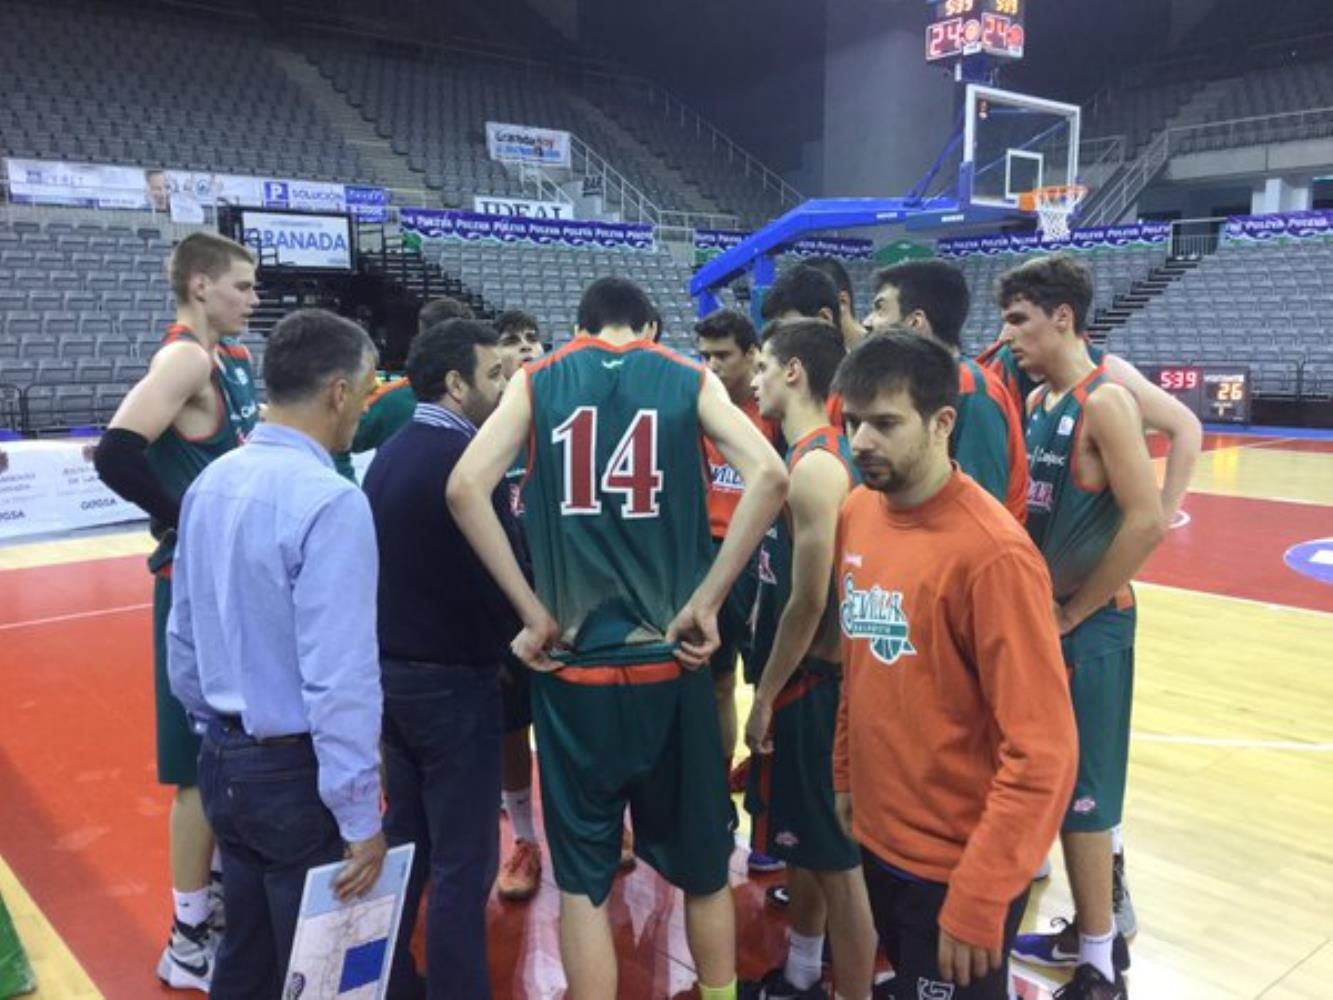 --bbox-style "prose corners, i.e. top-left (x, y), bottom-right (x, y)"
top-left (96, 231), bottom-right (1202, 1000)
